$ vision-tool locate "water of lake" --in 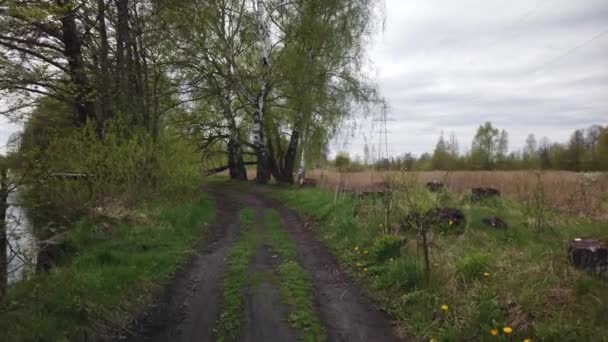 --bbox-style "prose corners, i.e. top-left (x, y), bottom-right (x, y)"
top-left (6, 191), bottom-right (37, 284)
